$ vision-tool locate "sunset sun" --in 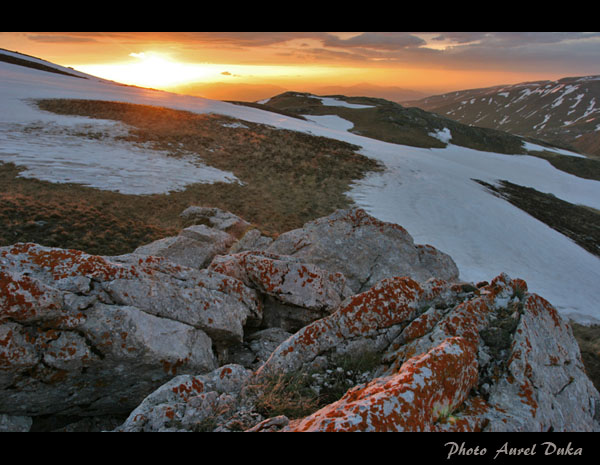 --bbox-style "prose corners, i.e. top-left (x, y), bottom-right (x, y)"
top-left (74, 51), bottom-right (216, 89)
